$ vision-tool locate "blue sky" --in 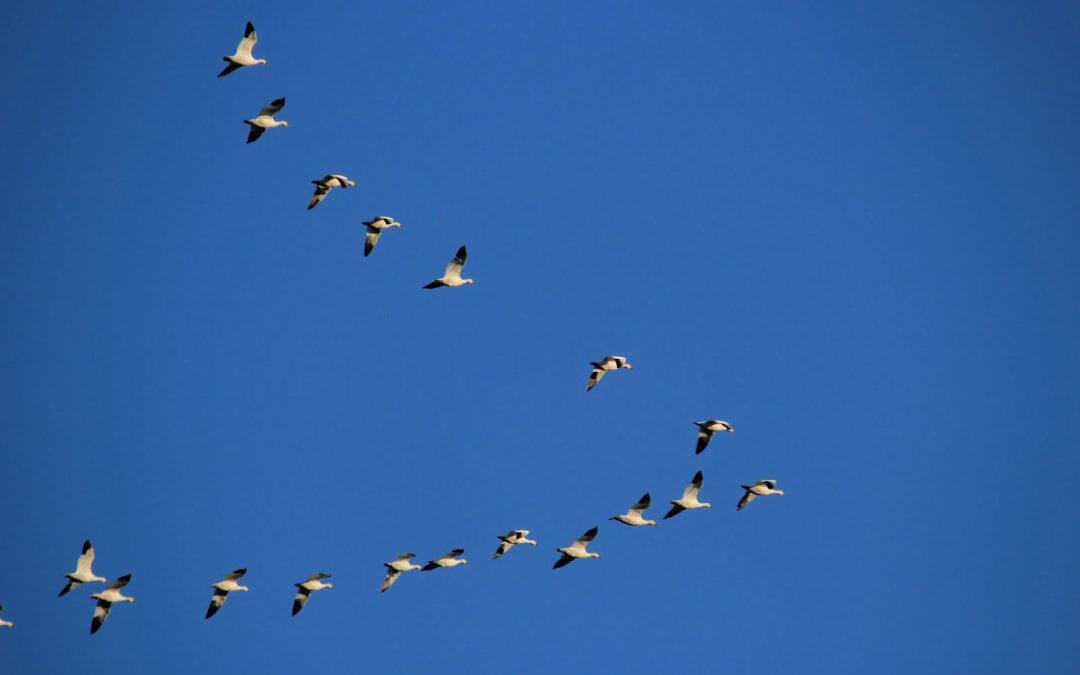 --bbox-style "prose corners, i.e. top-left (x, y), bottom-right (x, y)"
top-left (2, 1), bottom-right (1078, 673)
